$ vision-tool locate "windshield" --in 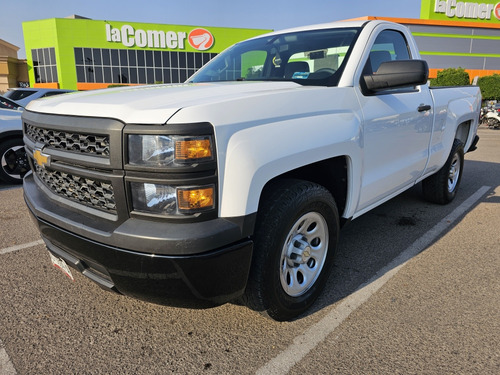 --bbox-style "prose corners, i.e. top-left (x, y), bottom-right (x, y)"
top-left (189, 27), bottom-right (361, 87)
top-left (0, 95), bottom-right (22, 110)
top-left (4, 90), bottom-right (36, 101)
